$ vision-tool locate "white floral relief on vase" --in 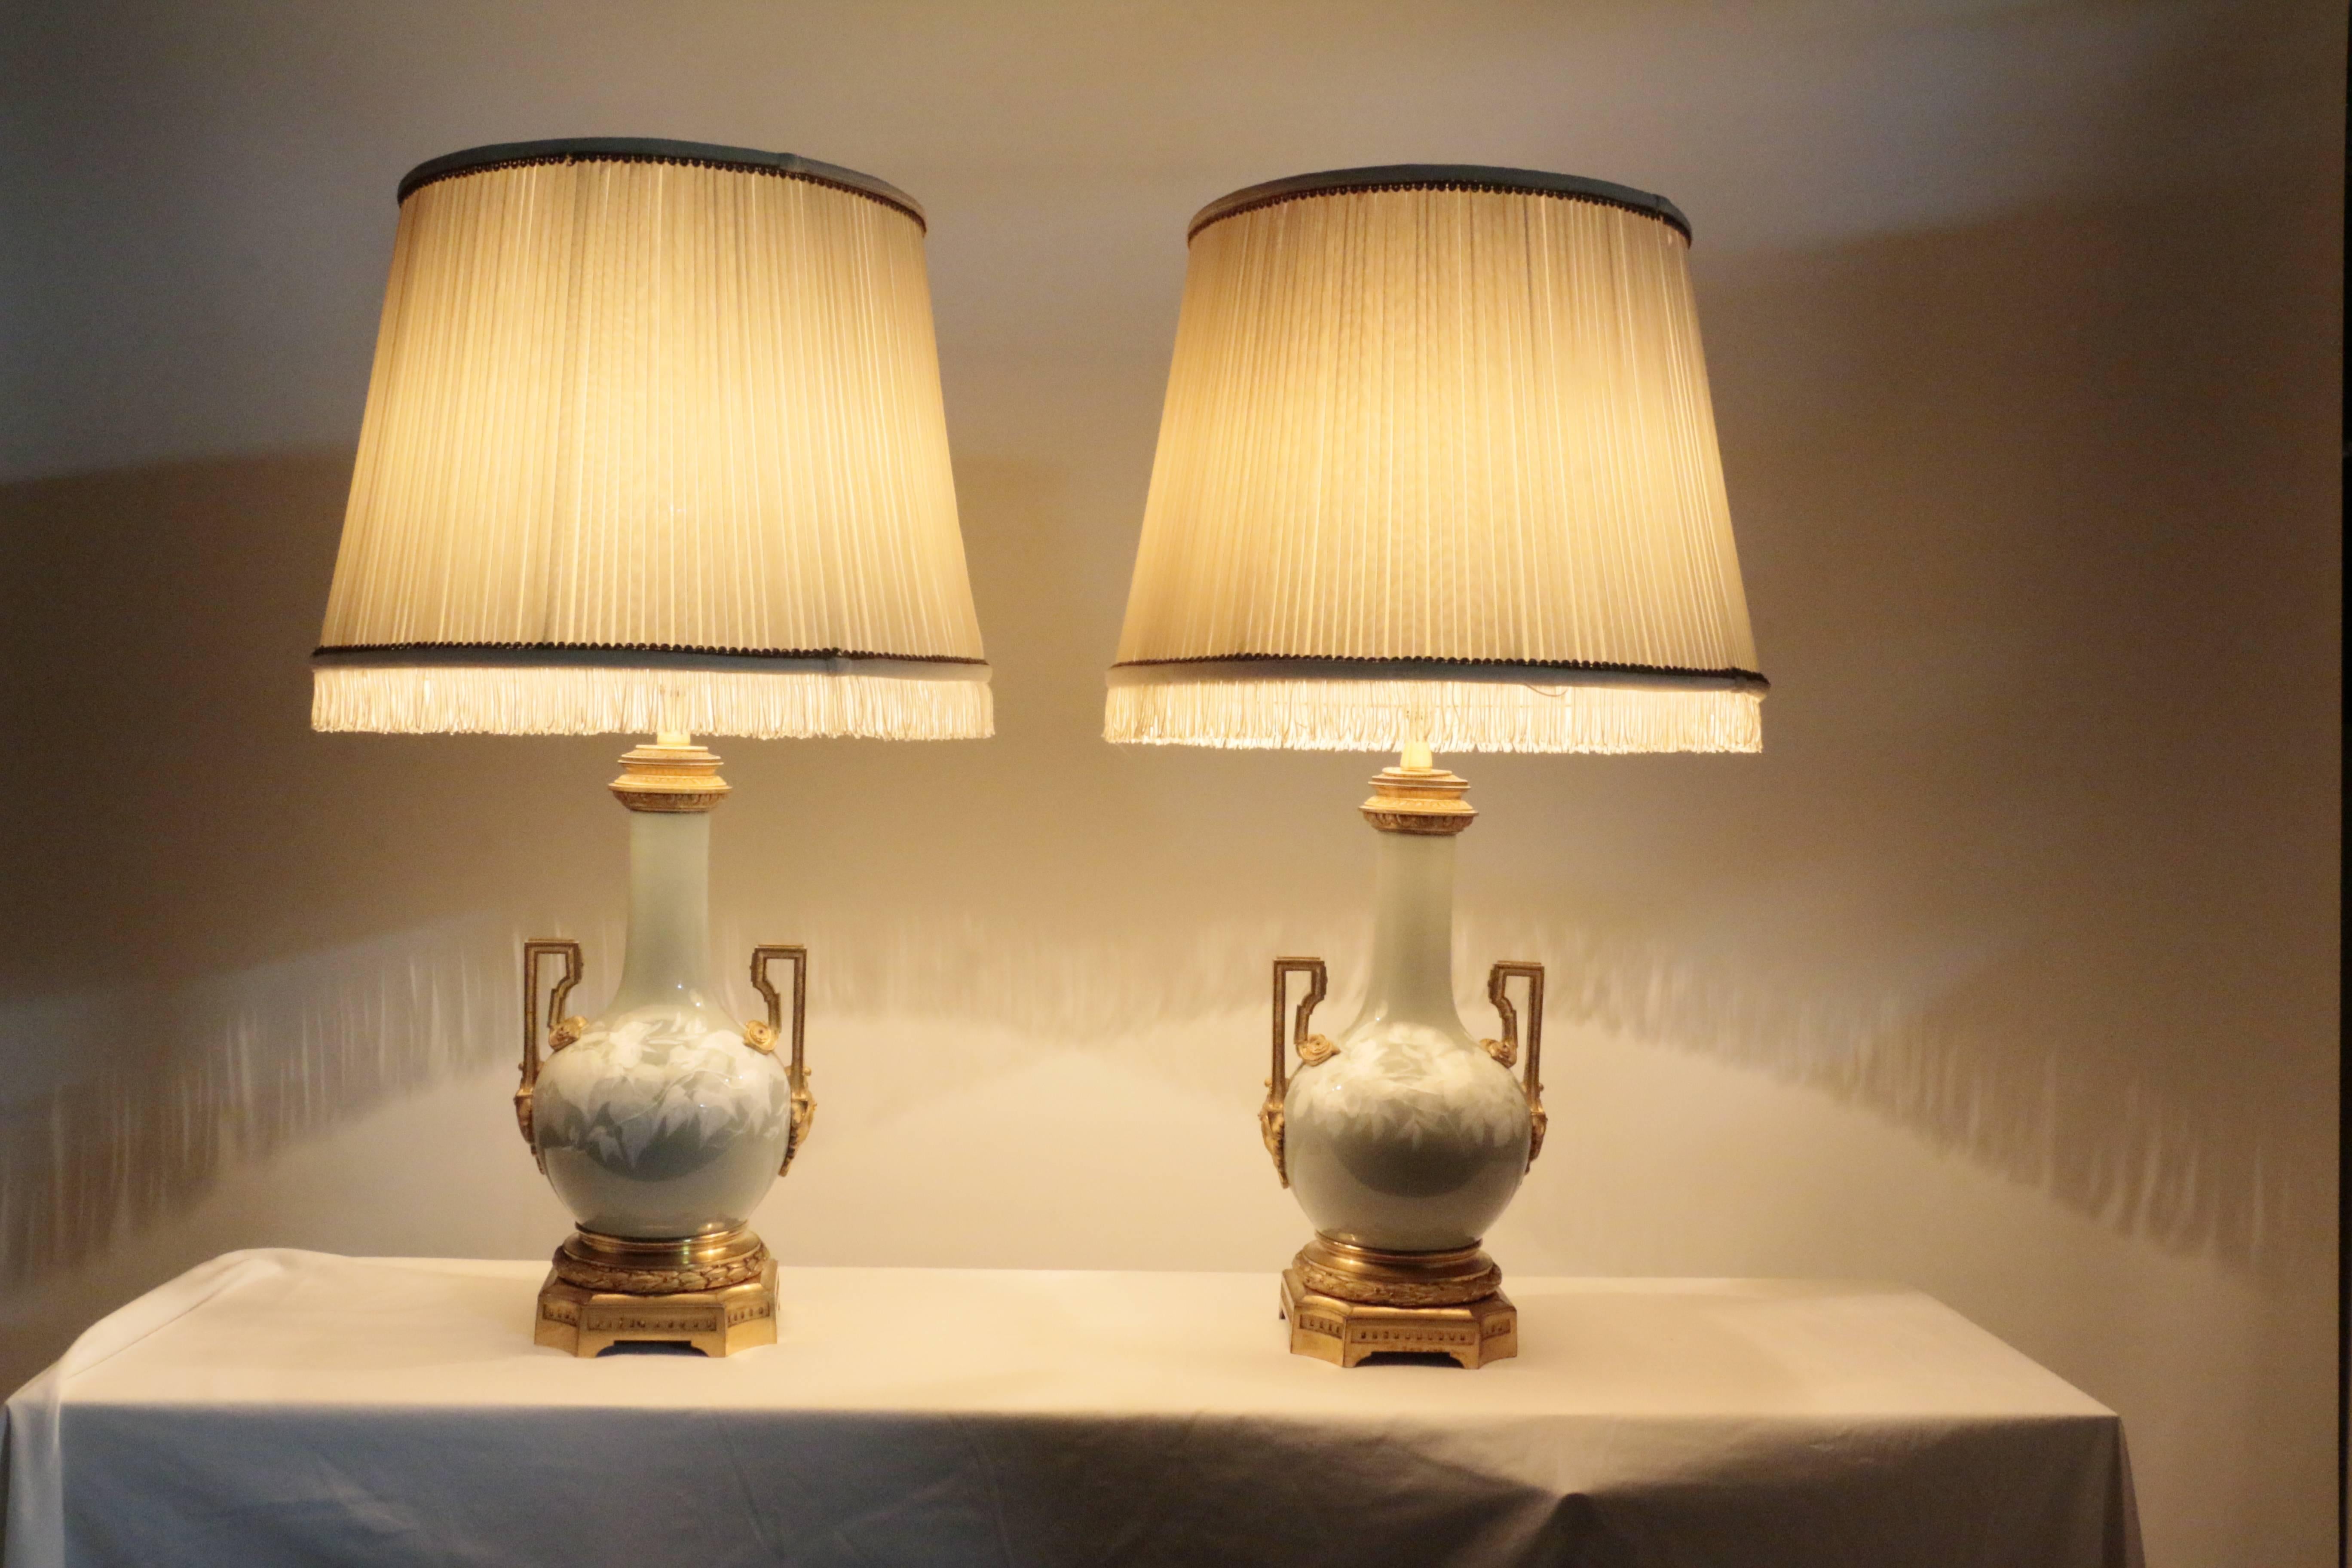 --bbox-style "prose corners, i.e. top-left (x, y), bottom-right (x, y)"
top-left (1293, 1027), bottom-right (1527, 1158)
top-left (1283, 1022), bottom-right (1532, 1246)
top-left (536, 1004), bottom-right (791, 1182)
